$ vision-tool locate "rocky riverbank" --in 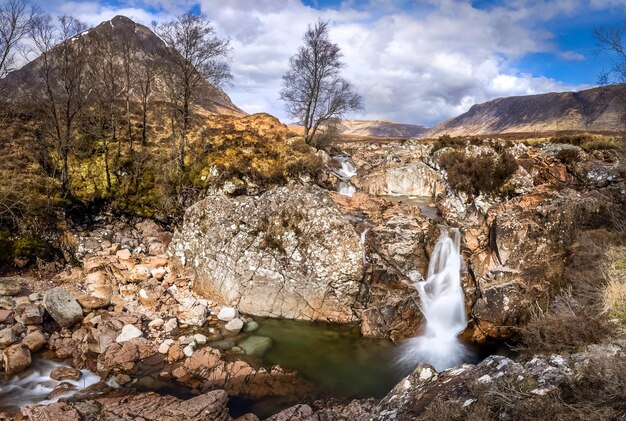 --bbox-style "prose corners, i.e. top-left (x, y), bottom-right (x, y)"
top-left (0, 136), bottom-right (624, 420)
